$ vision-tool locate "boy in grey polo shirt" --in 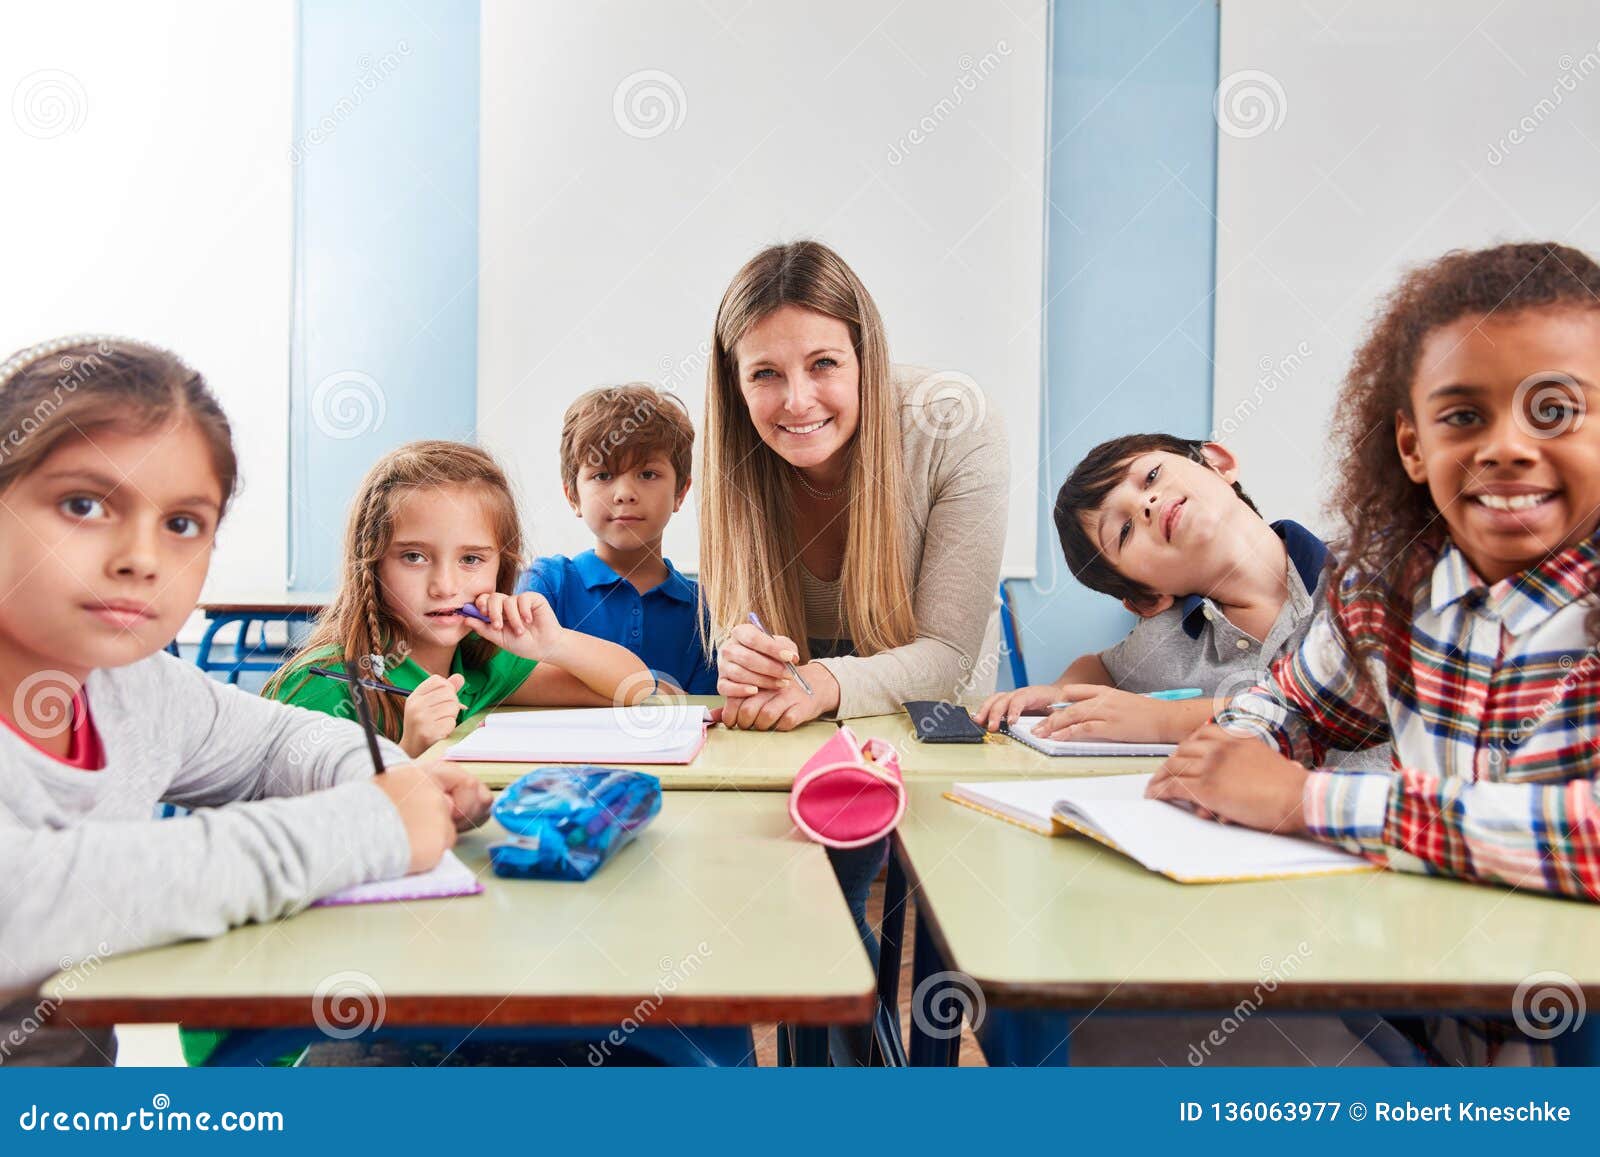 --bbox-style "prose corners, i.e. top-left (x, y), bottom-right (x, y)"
top-left (977, 434), bottom-right (1388, 767)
